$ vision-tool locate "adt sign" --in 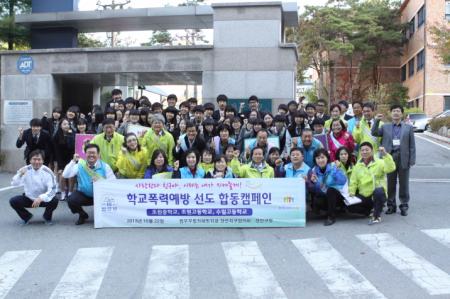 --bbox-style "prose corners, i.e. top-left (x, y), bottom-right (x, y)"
top-left (17, 55), bottom-right (34, 74)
